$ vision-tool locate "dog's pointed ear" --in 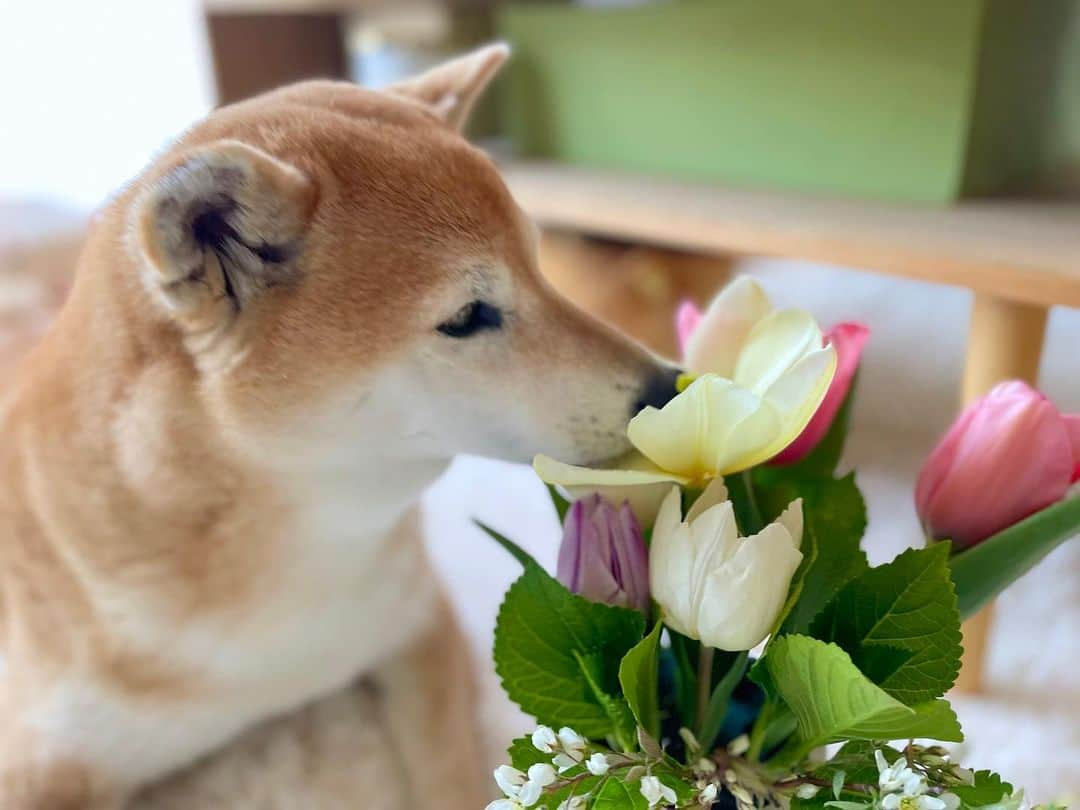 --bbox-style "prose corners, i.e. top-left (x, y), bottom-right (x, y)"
top-left (387, 43), bottom-right (510, 132)
top-left (132, 140), bottom-right (316, 328)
